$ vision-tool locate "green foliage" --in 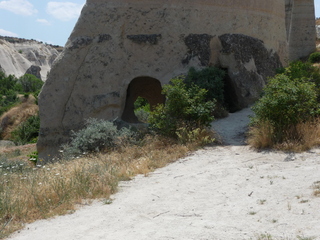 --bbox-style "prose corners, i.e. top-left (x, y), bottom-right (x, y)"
top-left (308, 52), bottom-right (320, 63)
top-left (149, 78), bottom-right (215, 138)
top-left (176, 126), bottom-right (215, 146)
top-left (11, 115), bottom-right (40, 145)
top-left (134, 96), bottom-right (149, 110)
top-left (184, 66), bottom-right (226, 103)
top-left (0, 72), bottom-right (43, 116)
top-left (134, 97), bottom-right (151, 123)
top-left (18, 74), bottom-right (43, 93)
top-left (252, 74), bottom-right (320, 142)
top-left (0, 74), bottom-right (19, 95)
top-left (62, 118), bottom-right (136, 159)
top-left (28, 151), bottom-right (39, 165)
top-left (282, 61), bottom-right (320, 83)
